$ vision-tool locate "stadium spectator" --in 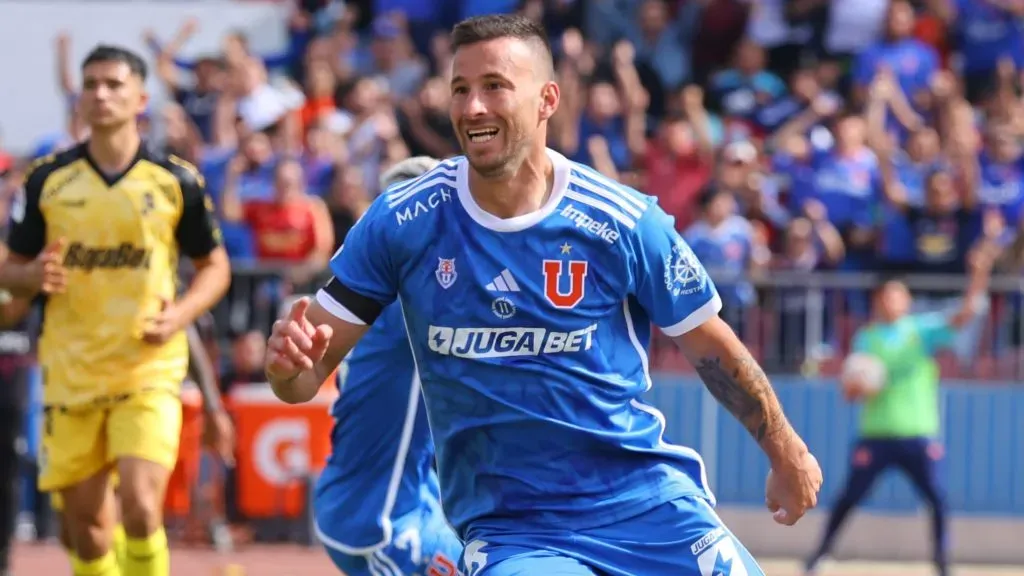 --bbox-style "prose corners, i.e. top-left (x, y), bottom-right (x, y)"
top-left (709, 38), bottom-right (786, 127)
top-left (933, 0), bottom-right (1024, 103)
top-left (220, 330), bottom-right (267, 393)
top-left (715, 140), bottom-right (790, 243)
top-left (360, 14), bottom-right (430, 99)
top-left (336, 76), bottom-right (404, 194)
top-left (396, 75), bottom-right (460, 159)
top-left (324, 165), bottom-right (371, 250)
top-left (298, 59), bottom-right (338, 138)
top-left (767, 212), bottom-right (846, 369)
top-left (851, 0), bottom-right (940, 110)
top-left (221, 157), bottom-right (334, 272)
top-left (685, 184), bottom-right (768, 330)
top-left (302, 122), bottom-right (343, 196)
top-left (149, 19), bottom-right (226, 144)
top-left (756, 64), bottom-right (841, 138)
top-left (641, 87), bottom-right (715, 230)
